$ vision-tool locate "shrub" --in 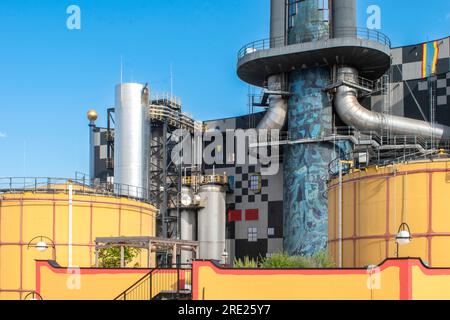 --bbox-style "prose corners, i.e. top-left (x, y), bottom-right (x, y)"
top-left (233, 256), bottom-right (259, 268)
top-left (97, 246), bottom-right (141, 268)
top-left (233, 251), bottom-right (335, 269)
